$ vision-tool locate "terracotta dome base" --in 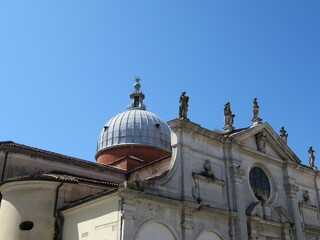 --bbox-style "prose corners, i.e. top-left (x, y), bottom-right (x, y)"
top-left (95, 145), bottom-right (171, 171)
